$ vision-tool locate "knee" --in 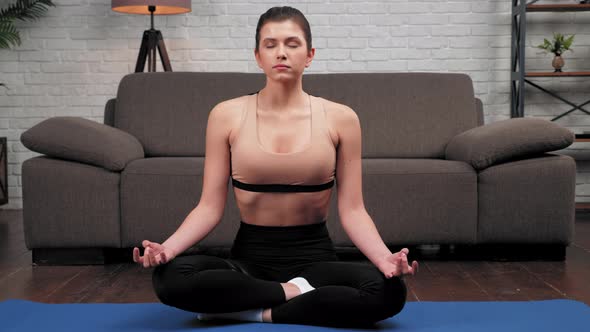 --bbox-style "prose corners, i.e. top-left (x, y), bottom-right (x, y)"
top-left (382, 276), bottom-right (407, 317)
top-left (151, 260), bottom-right (194, 307)
top-left (365, 275), bottom-right (407, 322)
top-left (151, 262), bottom-right (175, 305)
top-left (151, 259), bottom-right (217, 312)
